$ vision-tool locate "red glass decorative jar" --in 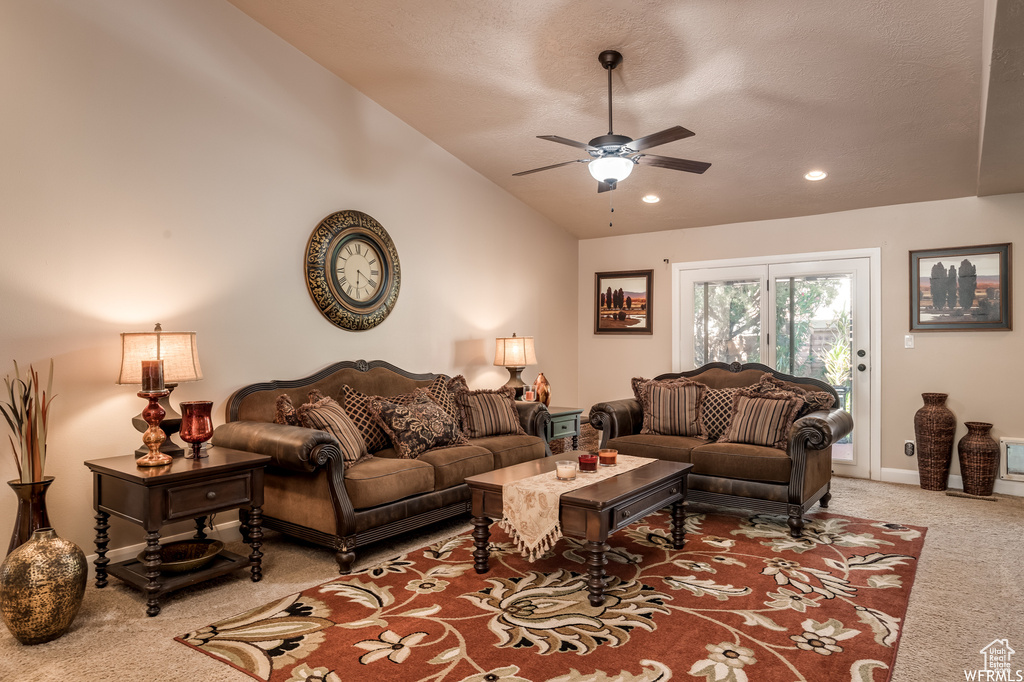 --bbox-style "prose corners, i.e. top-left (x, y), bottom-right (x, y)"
top-left (578, 453), bottom-right (598, 472)
top-left (180, 401), bottom-right (214, 459)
